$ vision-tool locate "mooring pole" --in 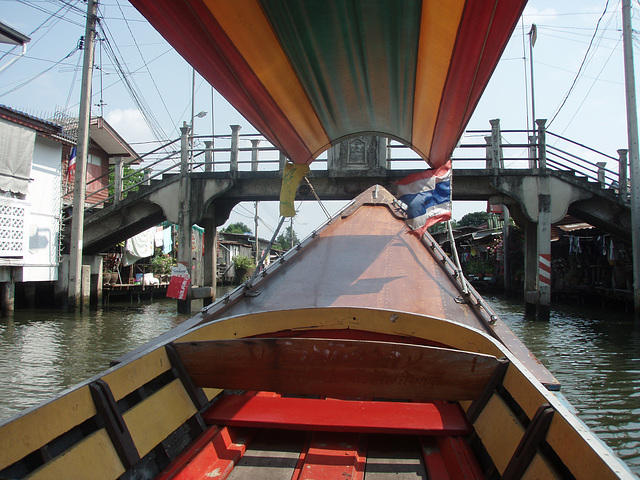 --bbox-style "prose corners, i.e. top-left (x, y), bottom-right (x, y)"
top-left (622, 0), bottom-right (640, 316)
top-left (68, 0), bottom-right (98, 310)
